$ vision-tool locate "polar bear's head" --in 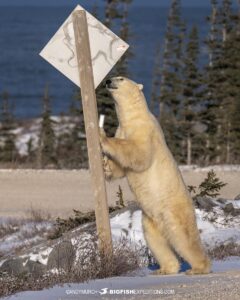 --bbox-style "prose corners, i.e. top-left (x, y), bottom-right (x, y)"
top-left (106, 77), bottom-right (144, 104)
